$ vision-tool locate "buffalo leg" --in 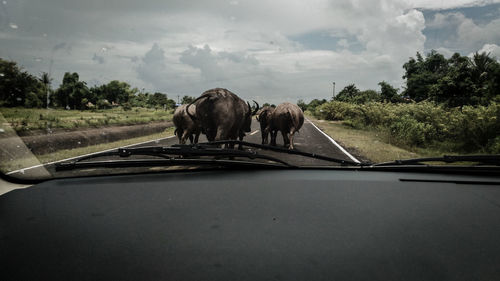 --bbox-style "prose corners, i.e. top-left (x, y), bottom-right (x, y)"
top-left (181, 130), bottom-right (190, 144)
top-left (194, 132), bottom-right (200, 144)
top-left (261, 128), bottom-right (268, 144)
top-left (281, 131), bottom-right (290, 148)
top-left (188, 134), bottom-right (194, 144)
top-left (237, 131), bottom-right (248, 150)
top-left (270, 130), bottom-right (277, 146)
top-left (177, 129), bottom-right (184, 144)
top-left (289, 129), bottom-right (296, 150)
